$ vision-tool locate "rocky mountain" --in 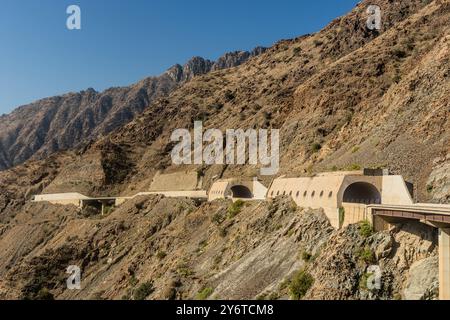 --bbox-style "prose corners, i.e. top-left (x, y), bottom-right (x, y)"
top-left (0, 0), bottom-right (448, 300)
top-left (45, 0), bottom-right (445, 202)
top-left (0, 47), bottom-right (266, 171)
